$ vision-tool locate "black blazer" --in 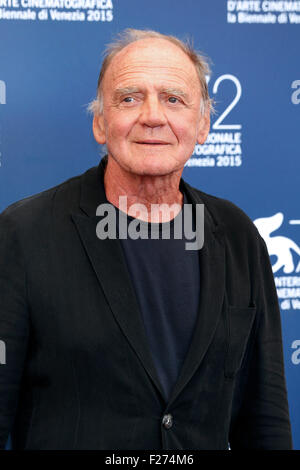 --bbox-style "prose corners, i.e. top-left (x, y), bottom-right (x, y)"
top-left (0, 156), bottom-right (292, 450)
